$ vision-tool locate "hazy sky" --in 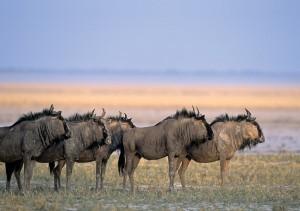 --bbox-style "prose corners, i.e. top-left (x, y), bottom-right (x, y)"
top-left (0, 0), bottom-right (299, 72)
